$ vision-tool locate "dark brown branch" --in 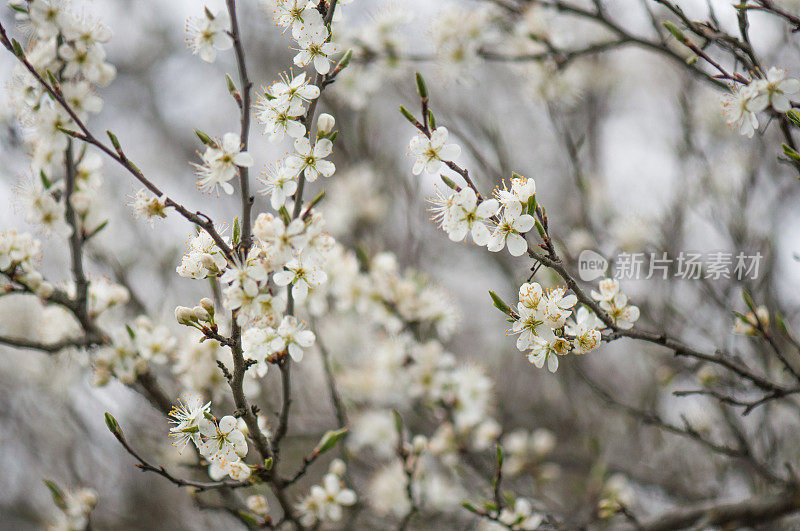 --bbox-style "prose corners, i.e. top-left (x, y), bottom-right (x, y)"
top-left (0, 333), bottom-right (102, 353)
top-left (109, 428), bottom-right (249, 492)
top-left (640, 490), bottom-right (800, 530)
top-left (225, 0), bottom-right (254, 253)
